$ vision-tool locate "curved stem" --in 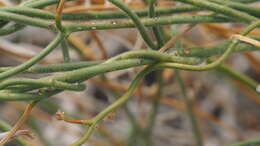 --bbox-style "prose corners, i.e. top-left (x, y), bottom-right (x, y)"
top-left (71, 65), bottom-right (157, 146)
top-left (108, 0), bottom-right (157, 49)
top-left (0, 37), bottom-right (258, 74)
top-left (0, 0), bottom-right (63, 34)
top-left (6, 59), bottom-right (154, 93)
top-left (157, 20), bottom-right (260, 71)
top-left (0, 33), bottom-right (63, 80)
top-left (43, 59), bottom-right (154, 84)
top-left (2, 1), bottom-right (260, 21)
